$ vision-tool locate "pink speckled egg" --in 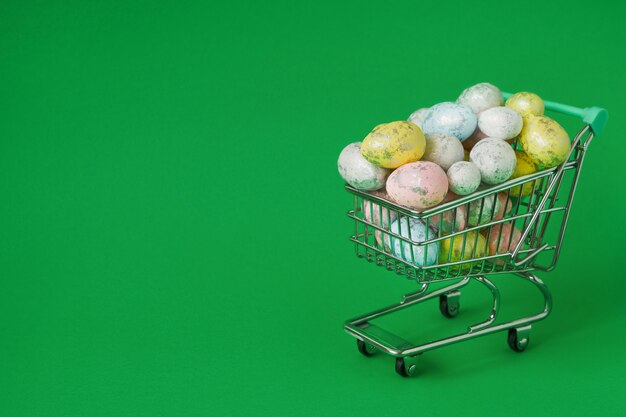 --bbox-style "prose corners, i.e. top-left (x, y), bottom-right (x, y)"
top-left (386, 161), bottom-right (449, 210)
top-left (362, 190), bottom-right (398, 250)
top-left (428, 192), bottom-right (467, 233)
top-left (463, 126), bottom-right (488, 151)
top-left (485, 223), bottom-right (522, 263)
top-left (493, 192), bottom-right (513, 221)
